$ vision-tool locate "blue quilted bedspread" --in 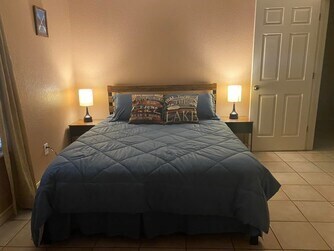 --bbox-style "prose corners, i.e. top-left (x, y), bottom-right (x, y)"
top-left (31, 118), bottom-right (280, 244)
